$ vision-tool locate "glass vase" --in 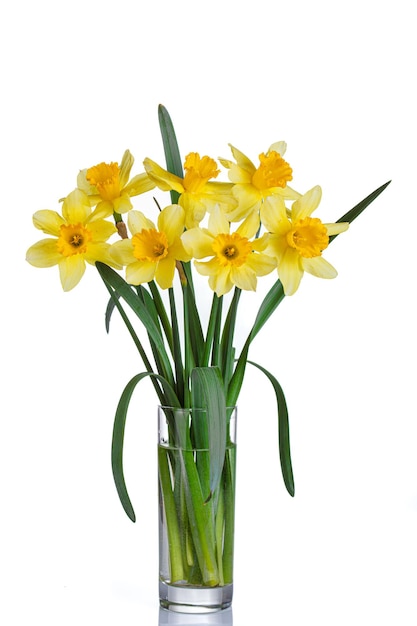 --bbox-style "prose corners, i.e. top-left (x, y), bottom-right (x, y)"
top-left (158, 405), bottom-right (237, 613)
